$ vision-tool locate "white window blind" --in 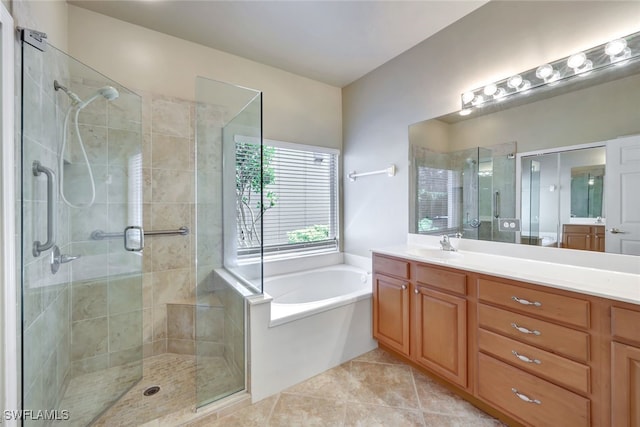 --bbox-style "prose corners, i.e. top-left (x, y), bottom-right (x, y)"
top-left (235, 137), bottom-right (339, 257)
top-left (416, 166), bottom-right (461, 234)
